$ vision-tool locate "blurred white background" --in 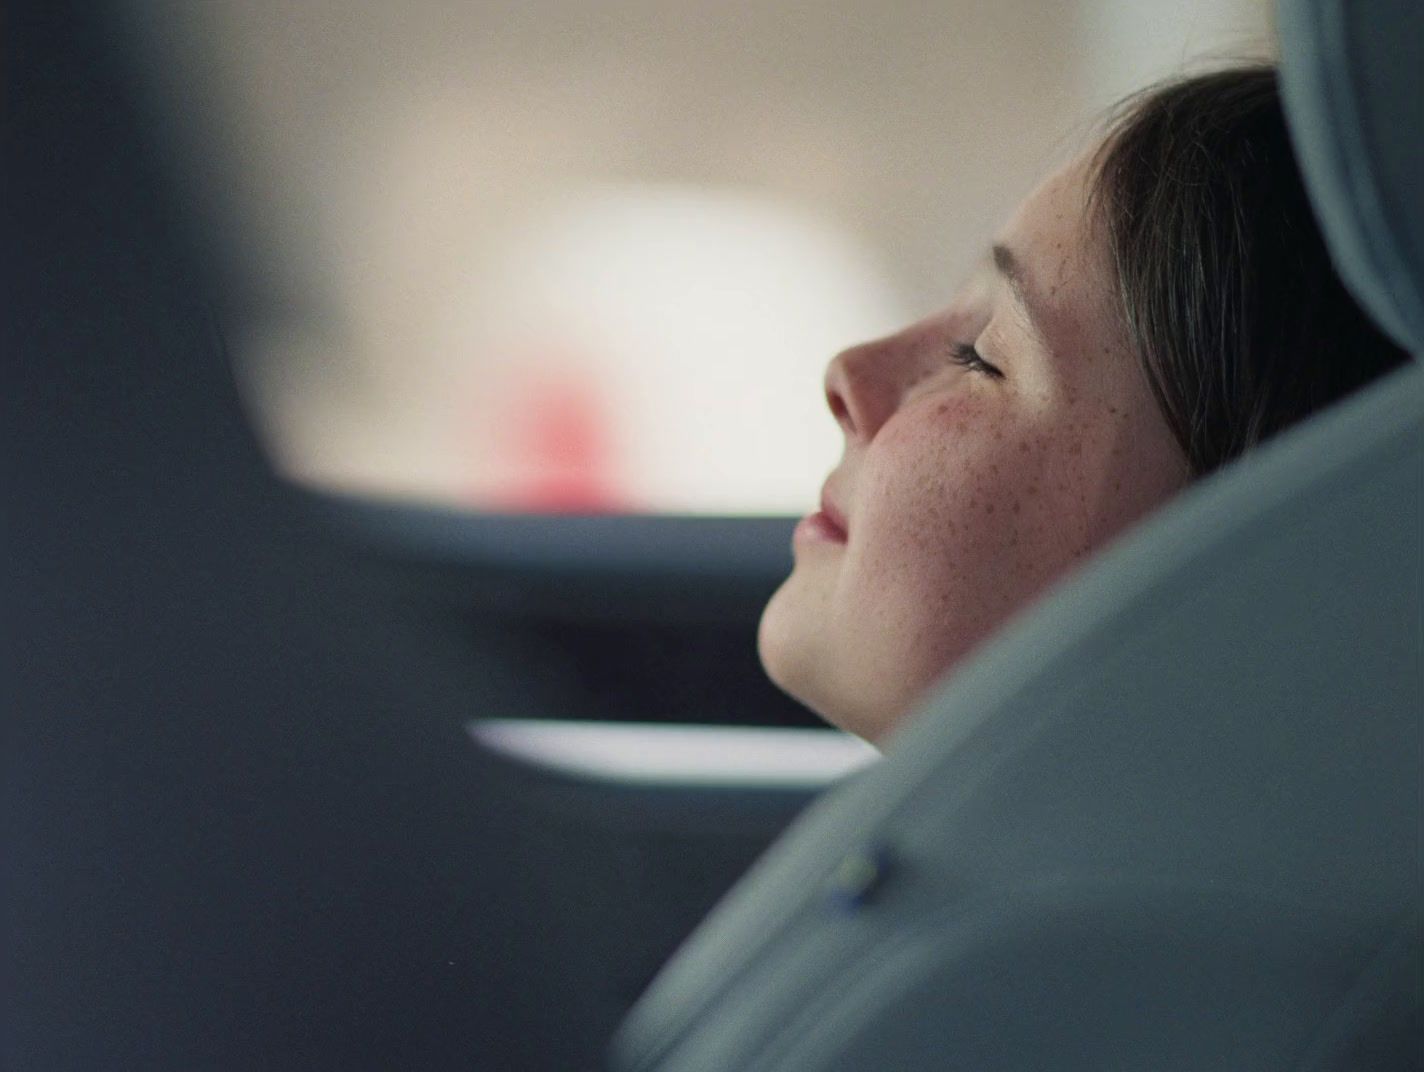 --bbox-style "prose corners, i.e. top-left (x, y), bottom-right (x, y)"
top-left (133, 0), bottom-right (1271, 514)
